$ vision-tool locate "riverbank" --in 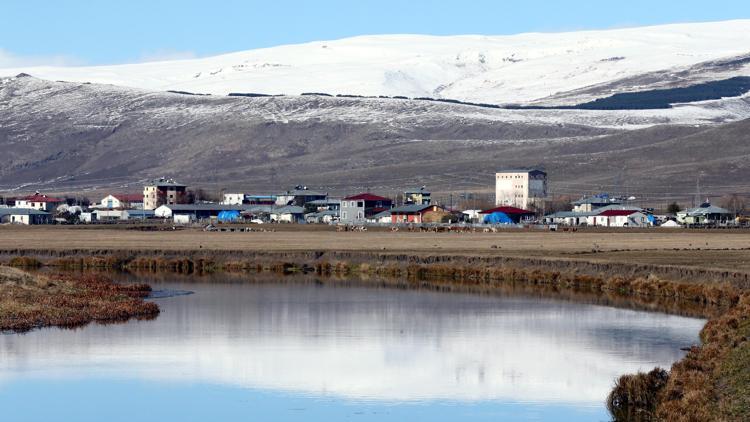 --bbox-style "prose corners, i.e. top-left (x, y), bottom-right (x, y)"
top-left (0, 266), bottom-right (159, 333)
top-left (2, 225), bottom-right (750, 420)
